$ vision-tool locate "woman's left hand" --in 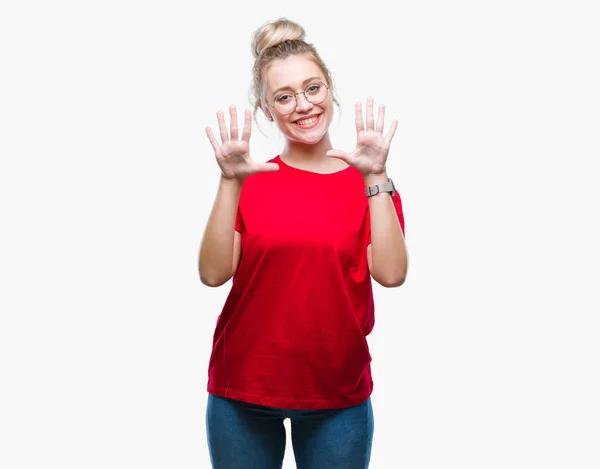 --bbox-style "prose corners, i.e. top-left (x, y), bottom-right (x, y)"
top-left (326, 97), bottom-right (398, 176)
